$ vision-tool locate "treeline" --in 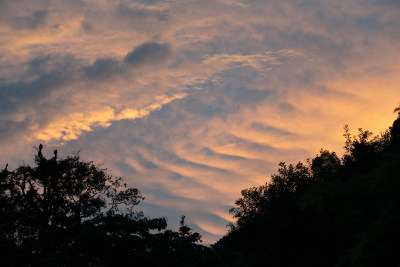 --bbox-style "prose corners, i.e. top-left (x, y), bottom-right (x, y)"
top-left (213, 110), bottom-right (400, 266)
top-left (1, 110), bottom-right (400, 266)
top-left (0, 145), bottom-right (210, 266)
